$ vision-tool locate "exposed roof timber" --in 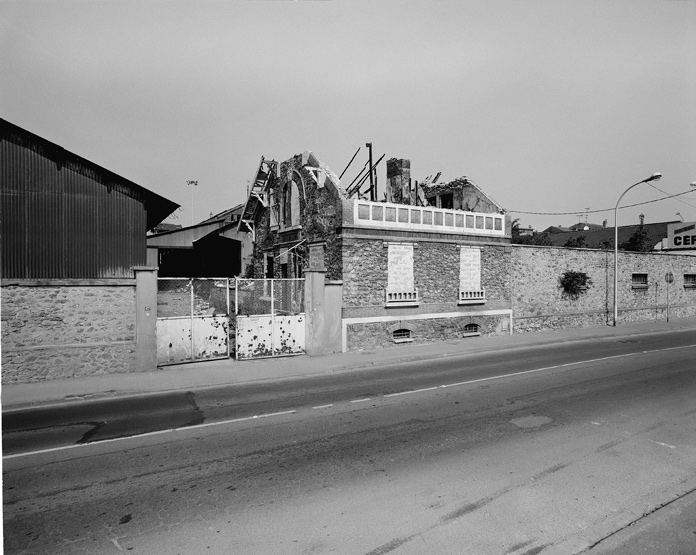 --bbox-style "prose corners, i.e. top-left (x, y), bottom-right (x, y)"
top-left (237, 156), bottom-right (277, 233)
